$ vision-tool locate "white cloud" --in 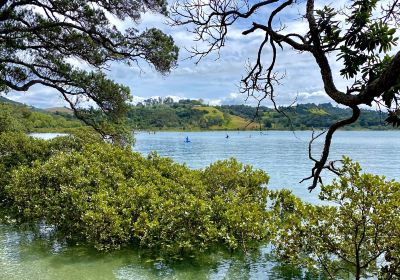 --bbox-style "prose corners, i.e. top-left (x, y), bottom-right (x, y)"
top-left (6, 1), bottom-right (393, 110)
top-left (6, 86), bottom-right (67, 108)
